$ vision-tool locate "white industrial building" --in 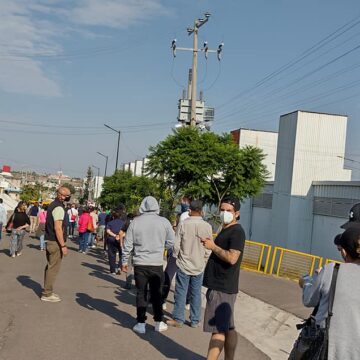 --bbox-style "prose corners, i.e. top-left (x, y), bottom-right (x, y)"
top-left (231, 128), bottom-right (278, 180)
top-left (239, 110), bottom-right (356, 261)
